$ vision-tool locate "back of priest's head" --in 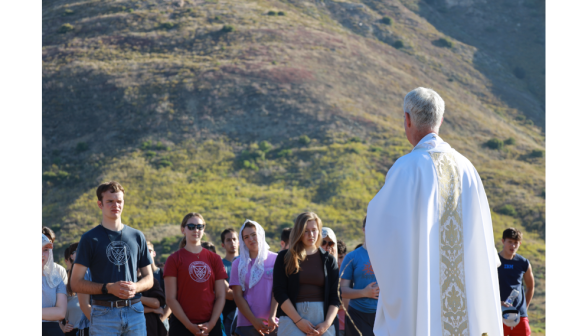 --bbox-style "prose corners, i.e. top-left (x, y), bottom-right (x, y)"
top-left (403, 87), bottom-right (445, 133)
